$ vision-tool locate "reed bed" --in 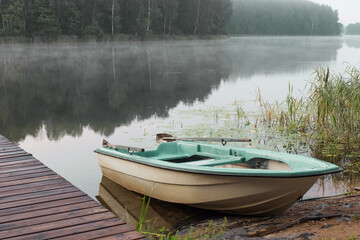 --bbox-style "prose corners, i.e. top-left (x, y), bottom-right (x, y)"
top-left (257, 66), bottom-right (360, 169)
